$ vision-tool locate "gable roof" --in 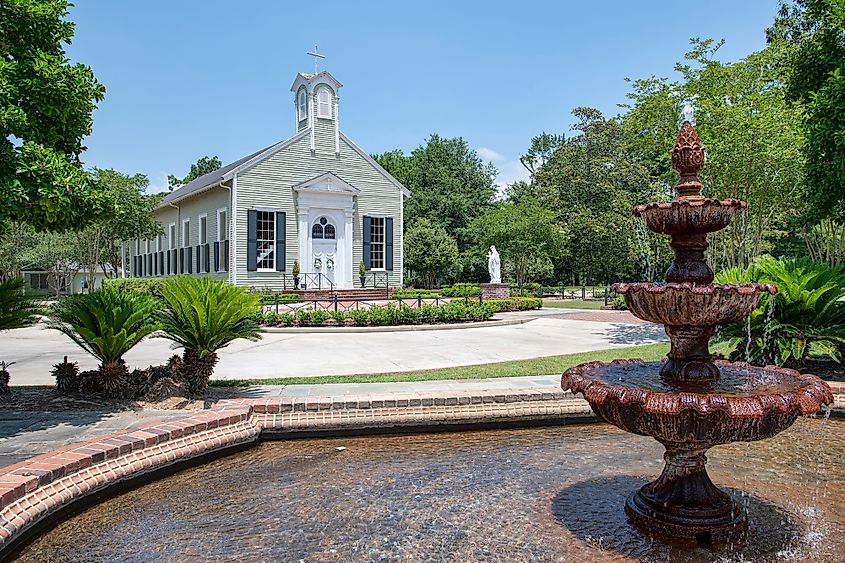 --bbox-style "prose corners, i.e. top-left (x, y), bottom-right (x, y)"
top-left (156, 127), bottom-right (410, 209)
